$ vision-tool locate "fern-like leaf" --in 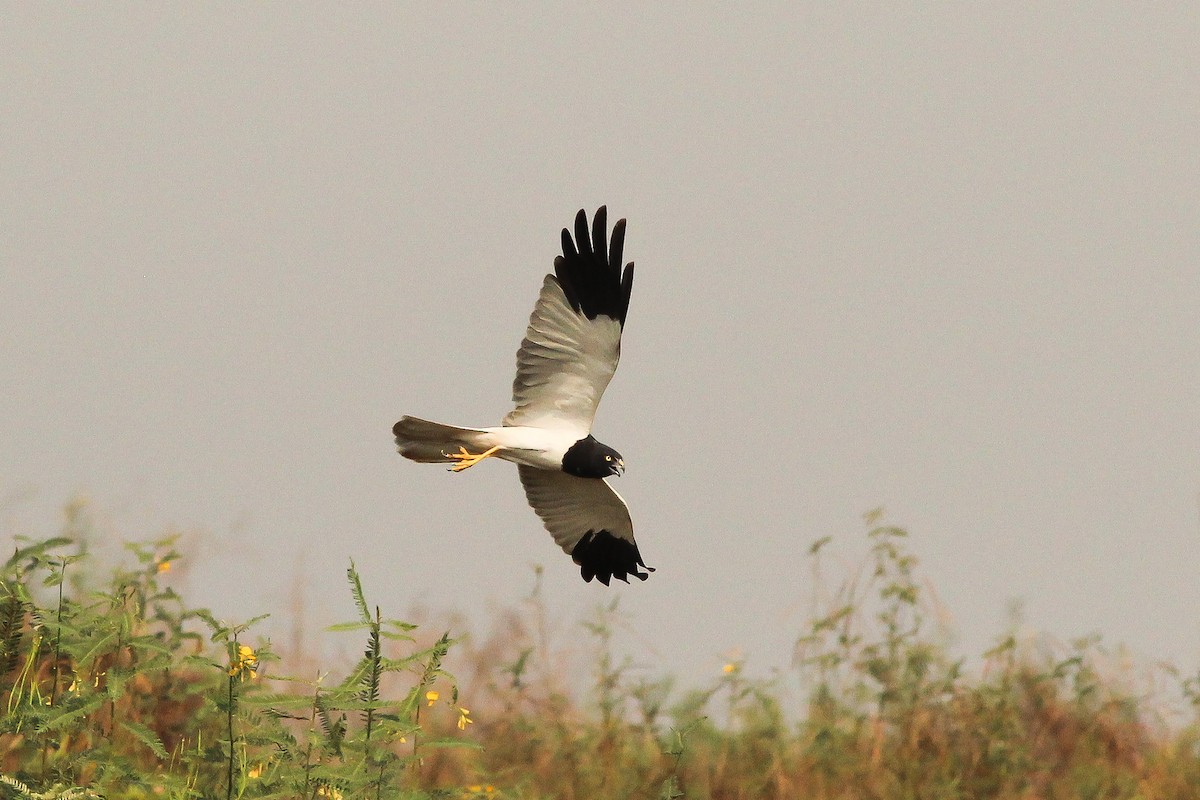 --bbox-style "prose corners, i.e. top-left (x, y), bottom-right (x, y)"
top-left (37, 694), bottom-right (106, 732)
top-left (0, 774), bottom-right (35, 800)
top-left (120, 719), bottom-right (169, 760)
top-left (315, 692), bottom-right (346, 756)
top-left (361, 606), bottom-right (382, 741)
top-left (346, 561), bottom-right (370, 624)
top-left (3, 537), bottom-right (74, 572)
top-left (0, 585), bottom-right (25, 676)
